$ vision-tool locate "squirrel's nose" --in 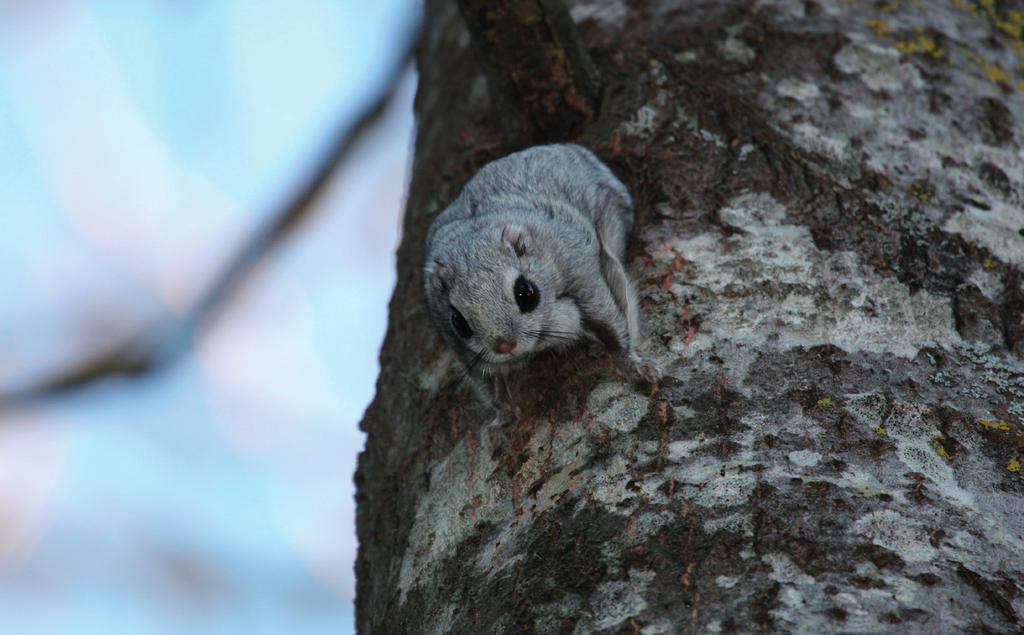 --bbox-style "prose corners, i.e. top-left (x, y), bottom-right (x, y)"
top-left (494, 340), bottom-right (516, 354)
